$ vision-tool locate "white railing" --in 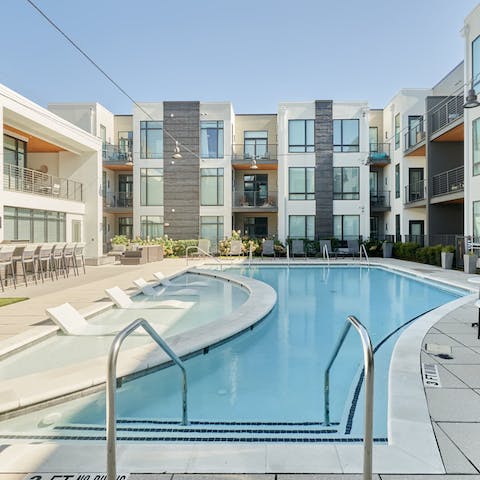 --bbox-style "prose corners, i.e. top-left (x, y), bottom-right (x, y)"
top-left (359, 243), bottom-right (370, 266)
top-left (322, 243), bottom-right (330, 265)
top-left (185, 246), bottom-right (224, 270)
